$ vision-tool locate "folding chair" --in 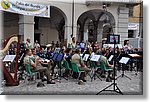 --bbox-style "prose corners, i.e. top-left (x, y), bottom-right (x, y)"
top-left (62, 60), bottom-right (72, 79)
top-left (71, 62), bottom-right (85, 81)
top-left (24, 64), bottom-right (40, 84)
top-left (89, 60), bottom-right (102, 81)
top-left (100, 61), bottom-right (113, 80)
